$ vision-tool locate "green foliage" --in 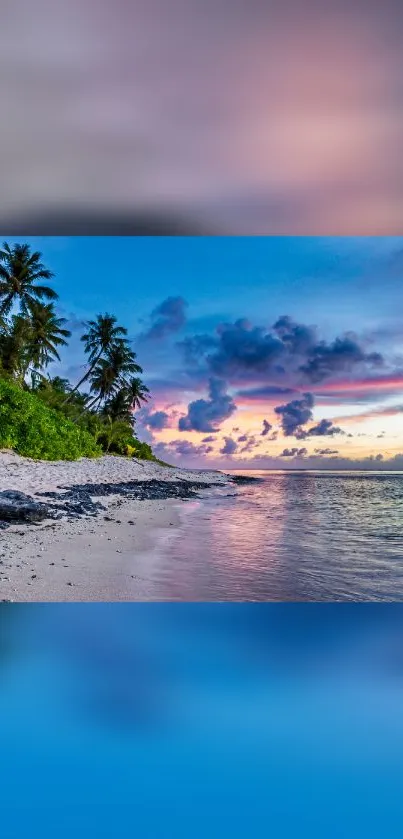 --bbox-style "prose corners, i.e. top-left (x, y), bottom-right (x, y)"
top-left (128, 439), bottom-right (156, 460)
top-left (94, 418), bottom-right (157, 460)
top-left (24, 301), bottom-right (70, 370)
top-left (0, 241), bottom-right (57, 317)
top-left (94, 418), bottom-right (134, 454)
top-left (34, 376), bottom-right (91, 421)
top-left (0, 378), bottom-right (101, 460)
top-left (0, 242), bottom-right (155, 463)
top-left (29, 379), bottom-right (158, 461)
